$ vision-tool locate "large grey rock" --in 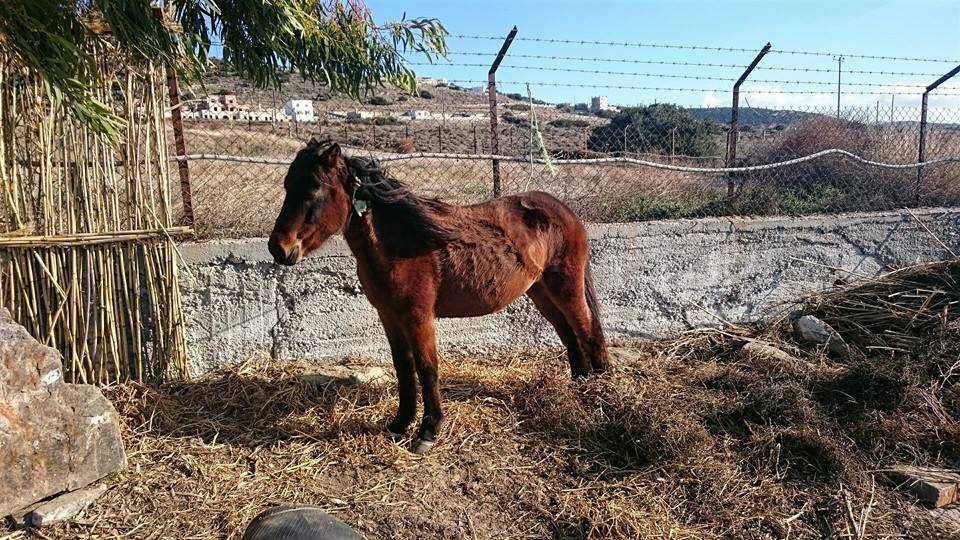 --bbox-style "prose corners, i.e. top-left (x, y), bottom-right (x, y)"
top-left (0, 308), bottom-right (126, 518)
top-left (794, 315), bottom-right (851, 358)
